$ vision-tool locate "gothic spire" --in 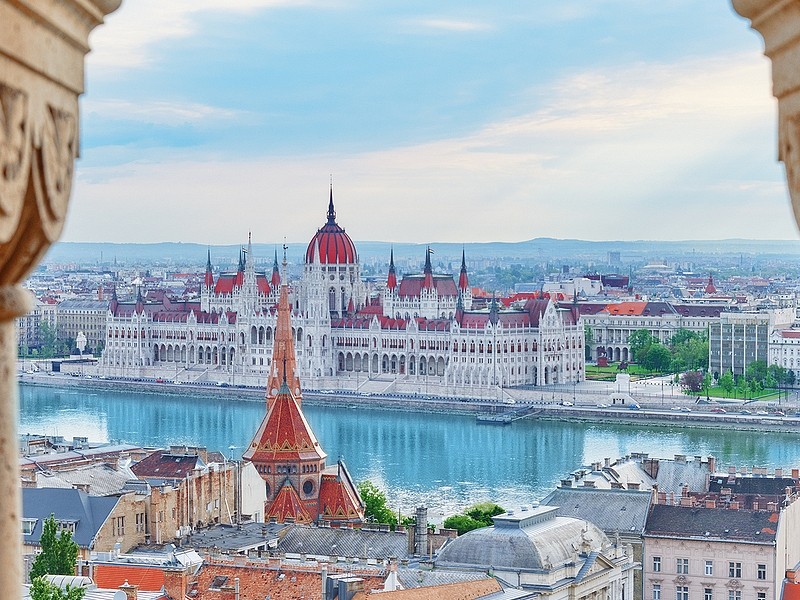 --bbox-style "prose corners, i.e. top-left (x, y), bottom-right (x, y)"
top-left (423, 246), bottom-right (433, 289)
top-left (387, 247), bottom-right (397, 291)
top-left (327, 184), bottom-right (336, 224)
top-left (458, 247), bottom-right (469, 292)
top-left (265, 283), bottom-right (303, 409)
